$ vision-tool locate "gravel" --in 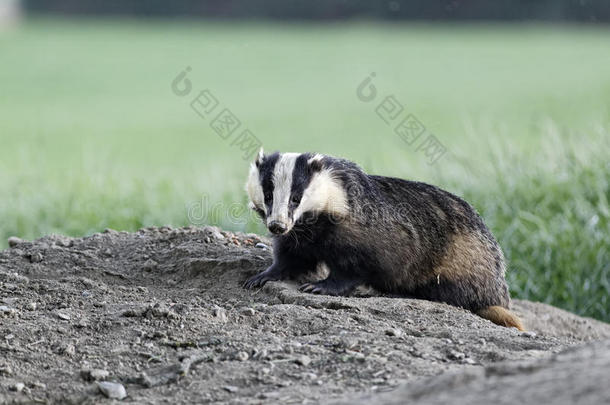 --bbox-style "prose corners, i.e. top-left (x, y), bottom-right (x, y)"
top-left (0, 226), bottom-right (608, 404)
